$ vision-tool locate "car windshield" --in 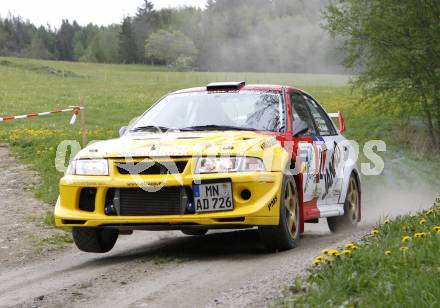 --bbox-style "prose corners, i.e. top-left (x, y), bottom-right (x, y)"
top-left (130, 90), bottom-right (284, 132)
